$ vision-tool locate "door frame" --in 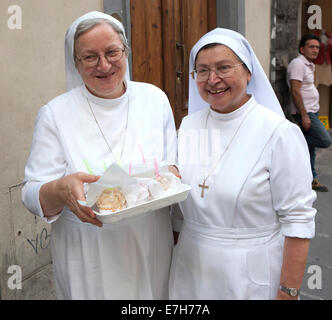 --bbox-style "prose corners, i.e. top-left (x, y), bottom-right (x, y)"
top-left (104, 0), bottom-right (133, 78)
